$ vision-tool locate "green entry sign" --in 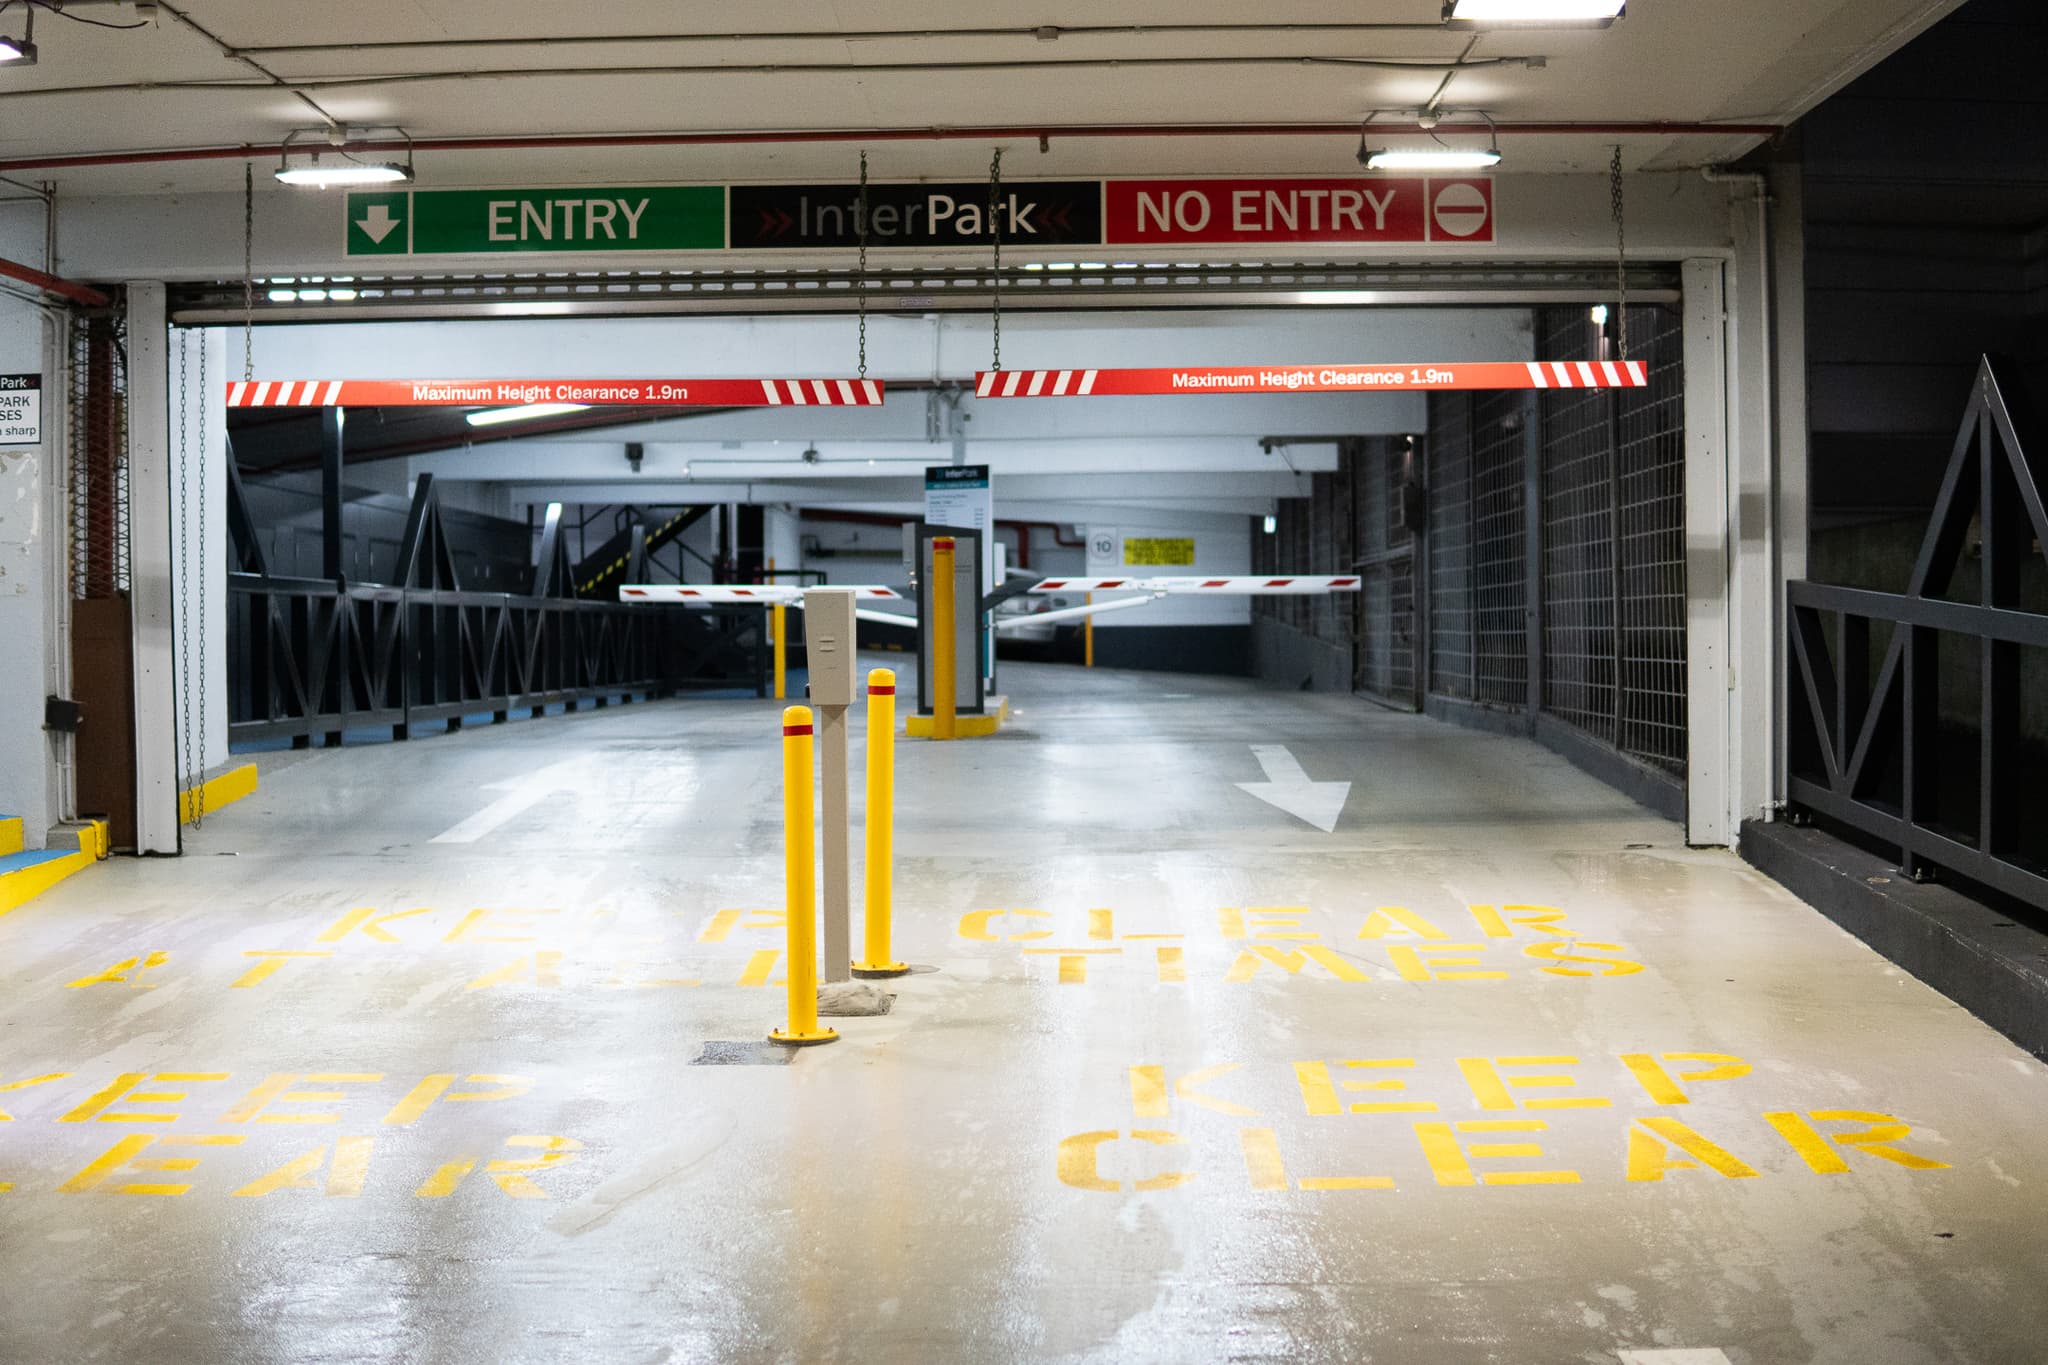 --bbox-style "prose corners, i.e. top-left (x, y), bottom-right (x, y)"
top-left (345, 187), bottom-right (726, 256)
